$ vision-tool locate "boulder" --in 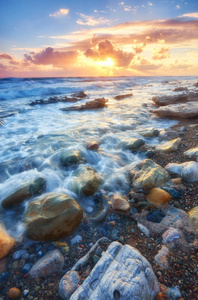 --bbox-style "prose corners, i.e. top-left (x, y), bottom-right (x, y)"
top-left (188, 206), bottom-right (198, 234)
top-left (24, 192), bottom-right (83, 241)
top-left (155, 138), bottom-right (182, 152)
top-left (165, 161), bottom-right (198, 182)
top-left (29, 250), bottom-right (64, 278)
top-left (114, 93), bottom-right (133, 100)
top-left (184, 147), bottom-right (198, 161)
top-left (122, 138), bottom-right (145, 150)
top-left (152, 94), bottom-right (188, 106)
top-left (69, 242), bottom-right (159, 300)
top-left (60, 149), bottom-right (81, 167)
top-left (77, 165), bottom-right (101, 196)
top-left (173, 87), bottom-right (188, 92)
top-left (146, 188), bottom-right (171, 206)
top-left (137, 128), bottom-right (159, 138)
top-left (0, 224), bottom-right (15, 259)
top-left (1, 175), bottom-right (46, 209)
top-left (129, 159), bottom-right (170, 190)
top-left (61, 98), bottom-right (108, 111)
top-left (151, 102), bottom-right (198, 118)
